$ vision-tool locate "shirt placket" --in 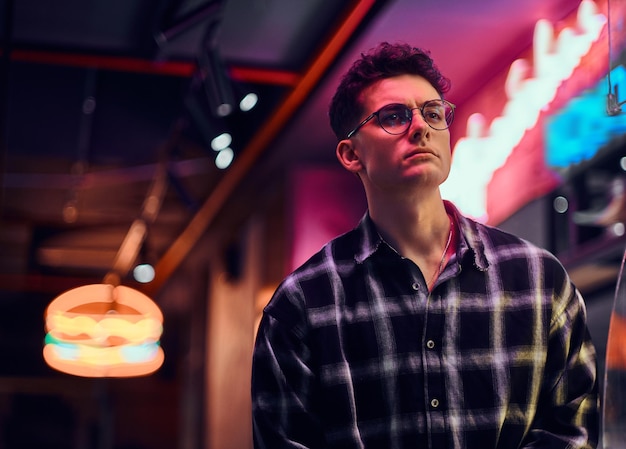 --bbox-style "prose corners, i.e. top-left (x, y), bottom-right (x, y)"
top-left (422, 291), bottom-right (448, 449)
